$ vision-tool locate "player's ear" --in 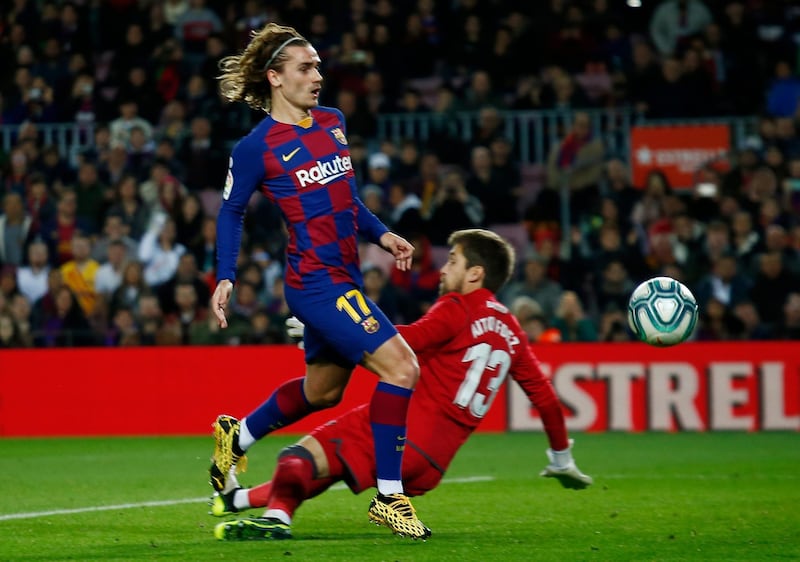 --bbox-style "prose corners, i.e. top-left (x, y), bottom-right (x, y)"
top-left (266, 68), bottom-right (281, 88)
top-left (467, 265), bottom-right (484, 284)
